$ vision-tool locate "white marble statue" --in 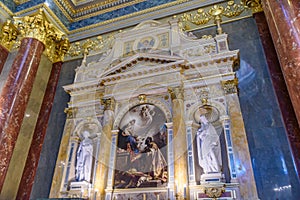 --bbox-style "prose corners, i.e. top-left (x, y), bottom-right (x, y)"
top-left (196, 108), bottom-right (222, 174)
top-left (76, 131), bottom-right (93, 182)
